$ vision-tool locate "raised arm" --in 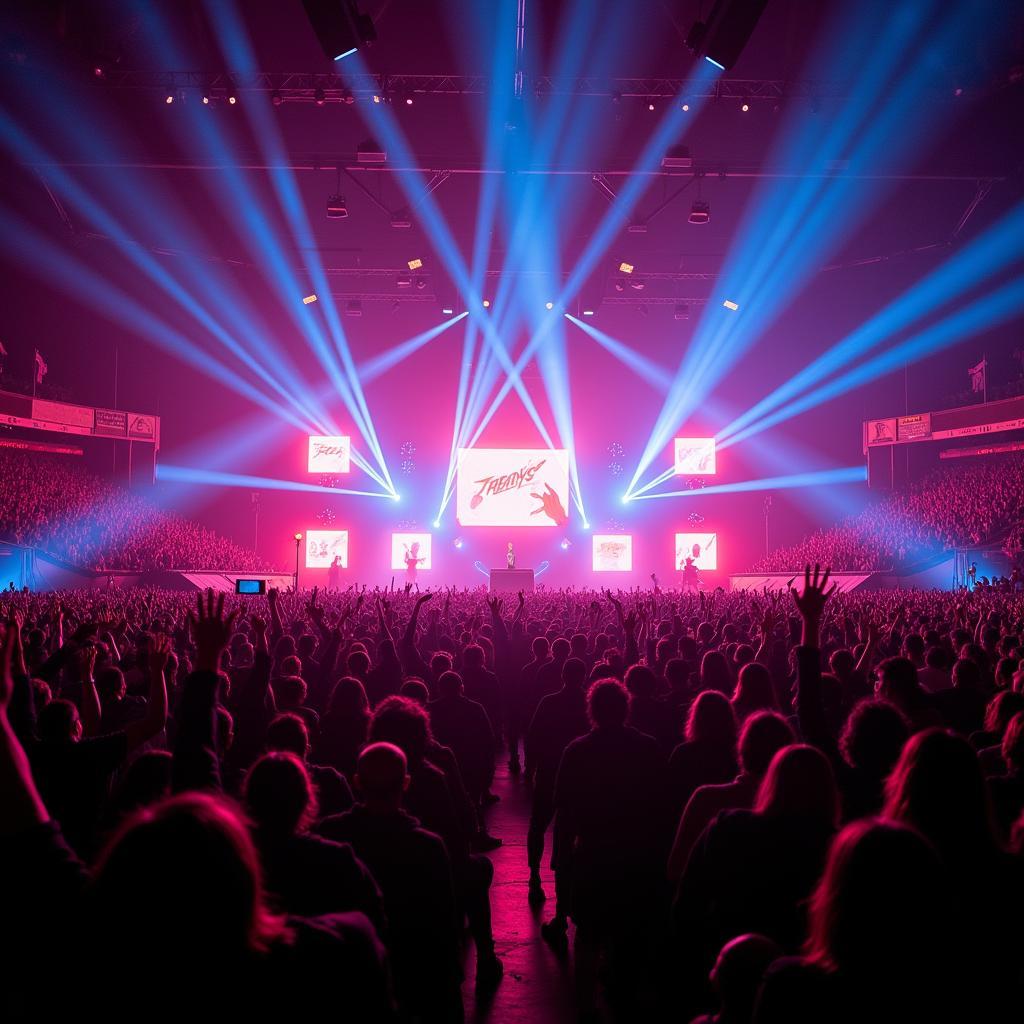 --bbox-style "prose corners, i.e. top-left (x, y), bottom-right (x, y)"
top-left (77, 645), bottom-right (102, 738)
top-left (172, 591), bottom-right (237, 793)
top-left (124, 633), bottom-right (170, 752)
top-left (791, 564), bottom-right (838, 752)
